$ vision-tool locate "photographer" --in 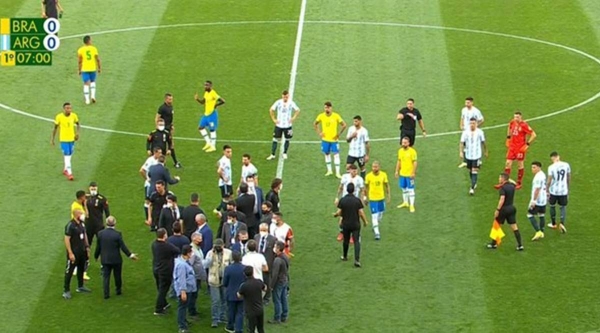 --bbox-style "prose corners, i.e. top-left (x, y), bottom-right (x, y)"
top-left (205, 238), bottom-right (233, 328)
